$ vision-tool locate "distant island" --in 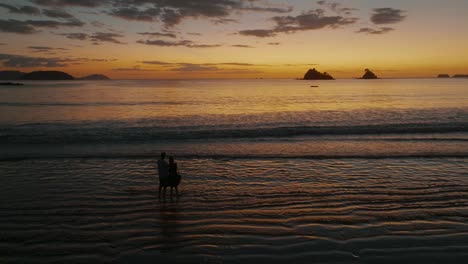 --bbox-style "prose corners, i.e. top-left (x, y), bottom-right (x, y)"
top-left (21, 71), bottom-right (74, 80)
top-left (361, 69), bottom-right (379, 79)
top-left (437, 74), bottom-right (450, 78)
top-left (0, 82), bottom-right (24, 86)
top-left (78, 74), bottom-right (110, 80)
top-left (0, 70), bottom-right (110, 81)
top-left (437, 74), bottom-right (468, 78)
top-left (0, 71), bottom-right (26, 80)
top-left (304, 68), bottom-right (334, 80)
top-left (453, 74), bottom-right (468, 78)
